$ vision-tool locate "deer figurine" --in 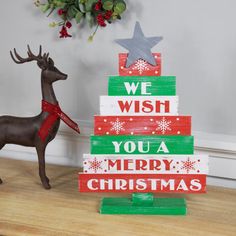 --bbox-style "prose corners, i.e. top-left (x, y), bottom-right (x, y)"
top-left (0, 46), bottom-right (80, 189)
